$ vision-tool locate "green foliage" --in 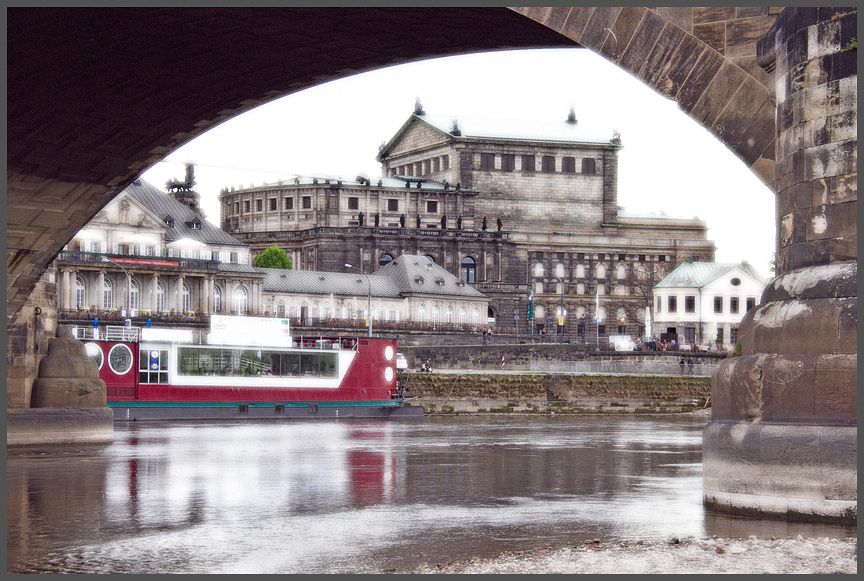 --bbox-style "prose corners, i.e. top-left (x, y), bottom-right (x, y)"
top-left (254, 245), bottom-right (292, 269)
top-left (846, 37), bottom-right (857, 50)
